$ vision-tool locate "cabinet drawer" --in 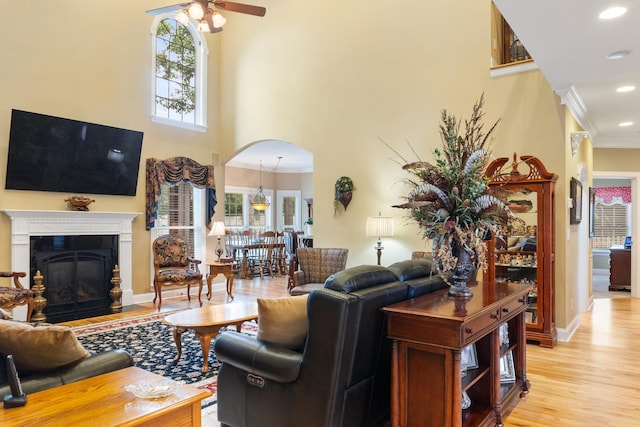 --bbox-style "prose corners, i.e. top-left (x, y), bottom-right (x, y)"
top-left (463, 308), bottom-right (500, 344)
top-left (500, 295), bottom-right (527, 321)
